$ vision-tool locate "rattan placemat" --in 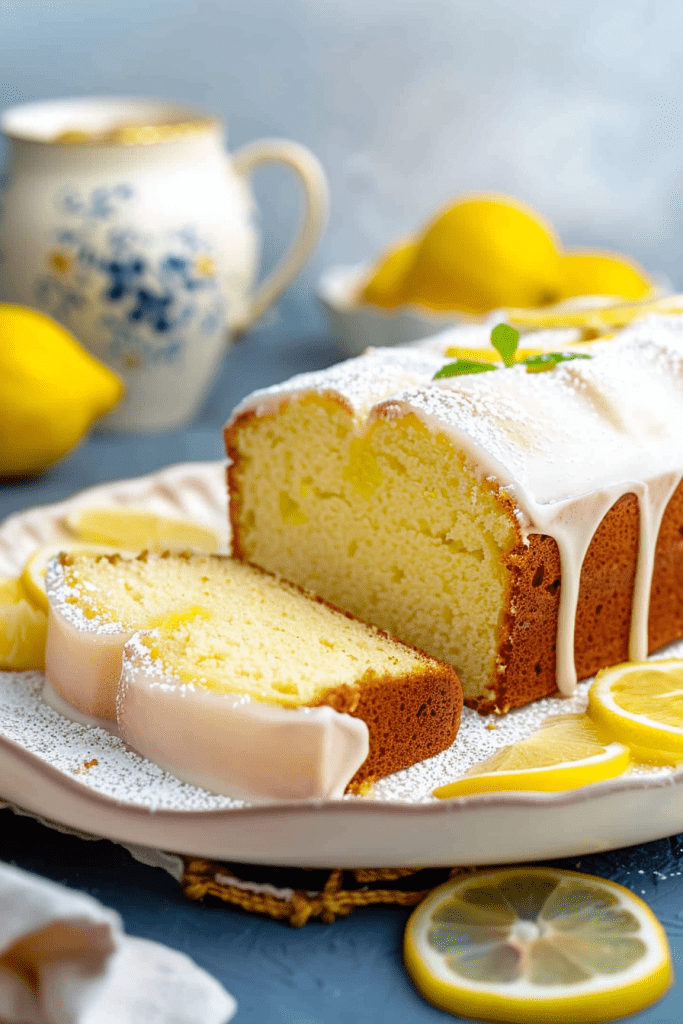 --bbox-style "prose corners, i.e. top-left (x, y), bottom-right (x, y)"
top-left (181, 859), bottom-right (475, 926)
